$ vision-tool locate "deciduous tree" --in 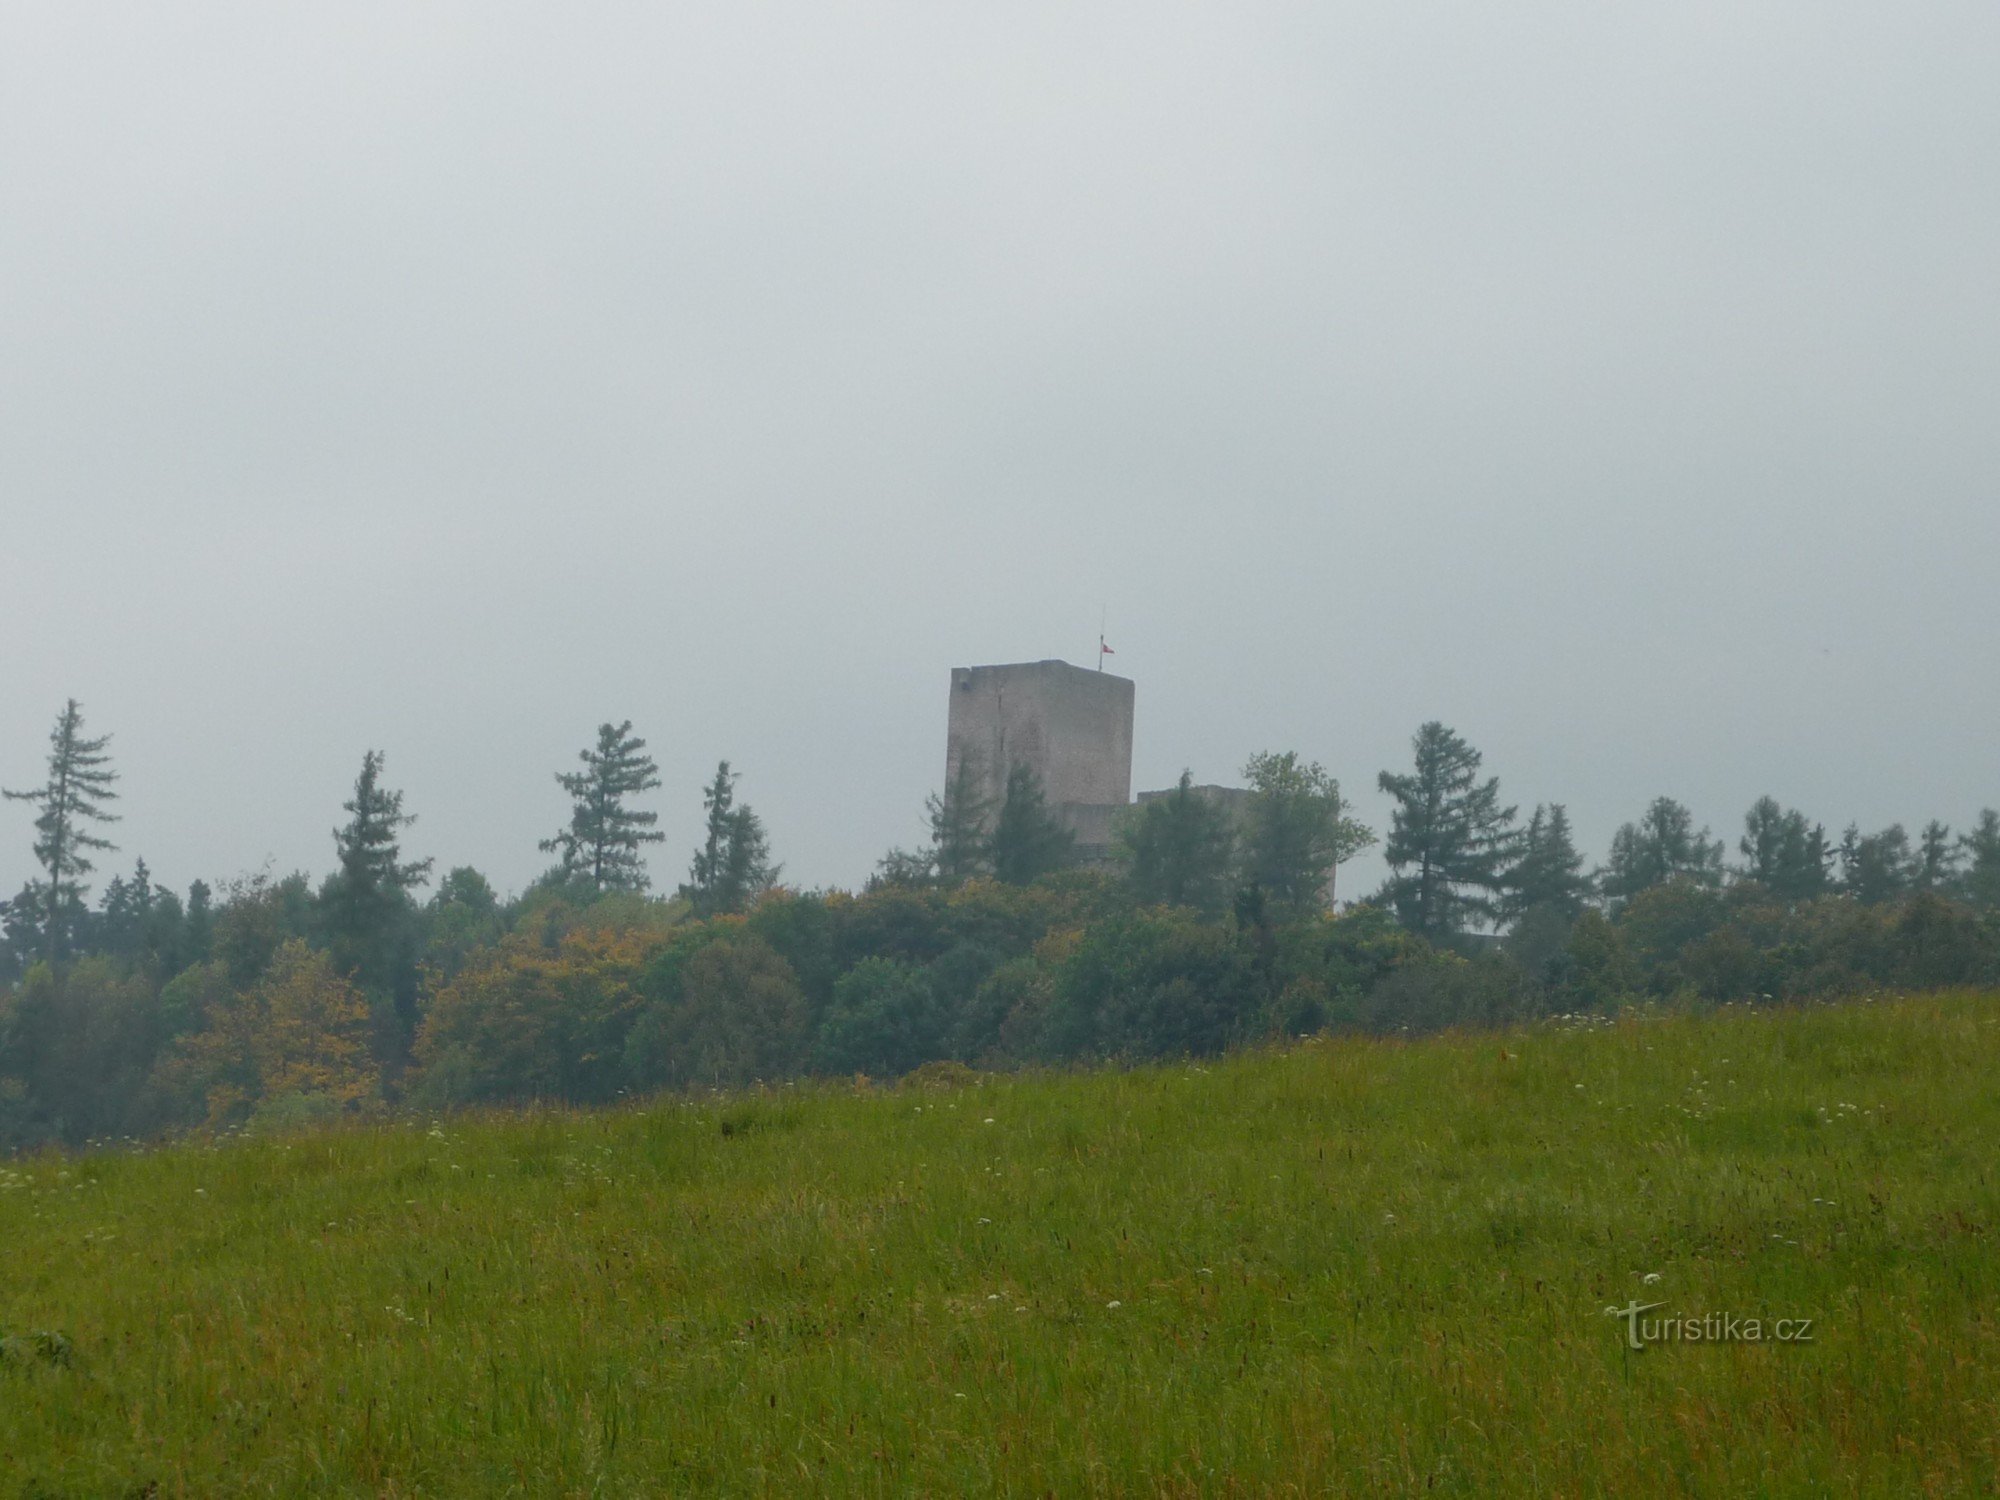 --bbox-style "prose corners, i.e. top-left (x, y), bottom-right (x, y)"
top-left (1241, 752), bottom-right (1374, 916)
top-left (169, 939), bottom-right (378, 1126)
top-left (622, 933), bottom-right (808, 1090)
